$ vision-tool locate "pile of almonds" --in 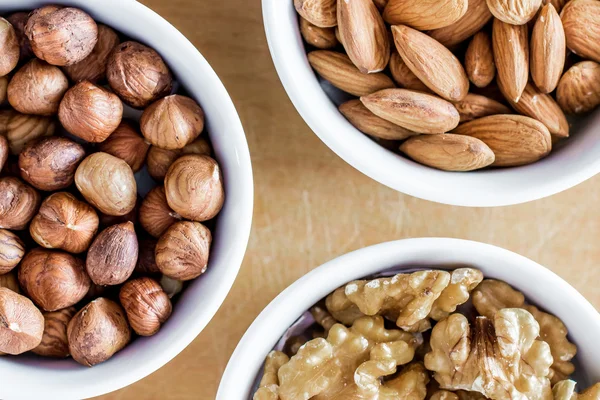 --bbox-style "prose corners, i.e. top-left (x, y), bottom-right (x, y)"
top-left (297, 0), bottom-right (600, 171)
top-left (0, 6), bottom-right (224, 366)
